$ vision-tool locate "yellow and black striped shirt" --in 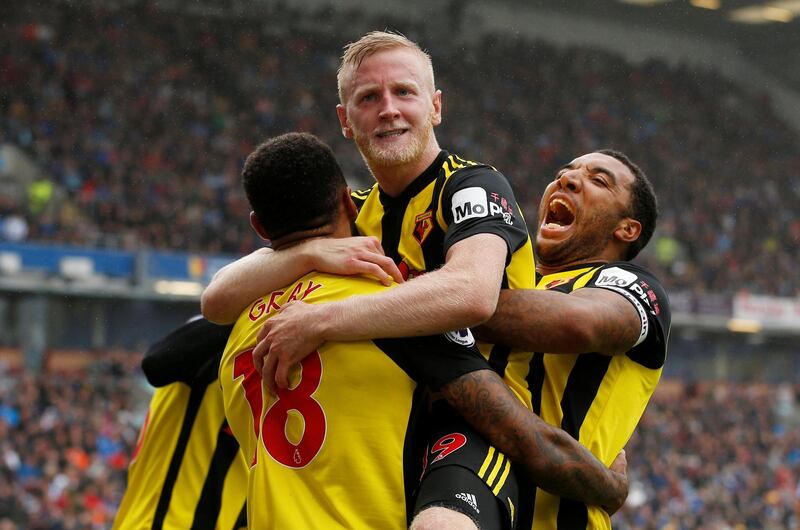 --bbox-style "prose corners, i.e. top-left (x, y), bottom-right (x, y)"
top-left (525, 262), bottom-right (670, 530)
top-left (114, 319), bottom-right (248, 530)
top-left (352, 149), bottom-right (537, 405)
